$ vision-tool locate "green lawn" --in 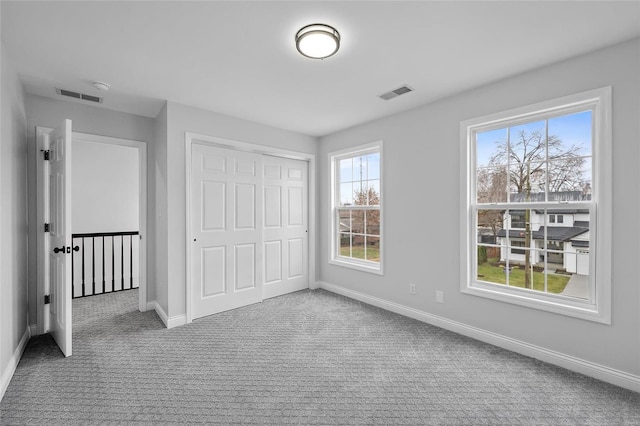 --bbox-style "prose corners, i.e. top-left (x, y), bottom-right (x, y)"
top-left (477, 261), bottom-right (570, 294)
top-left (340, 246), bottom-right (380, 262)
